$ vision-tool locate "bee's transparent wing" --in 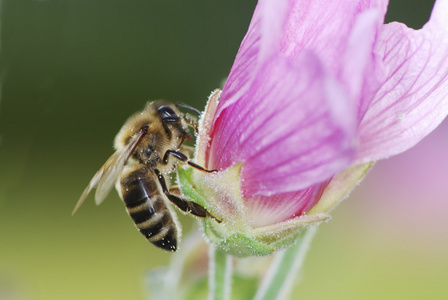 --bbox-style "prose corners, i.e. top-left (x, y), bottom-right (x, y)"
top-left (72, 166), bottom-right (105, 215)
top-left (72, 131), bottom-right (145, 215)
top-left (94, 150), bottom-right (128, 205)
